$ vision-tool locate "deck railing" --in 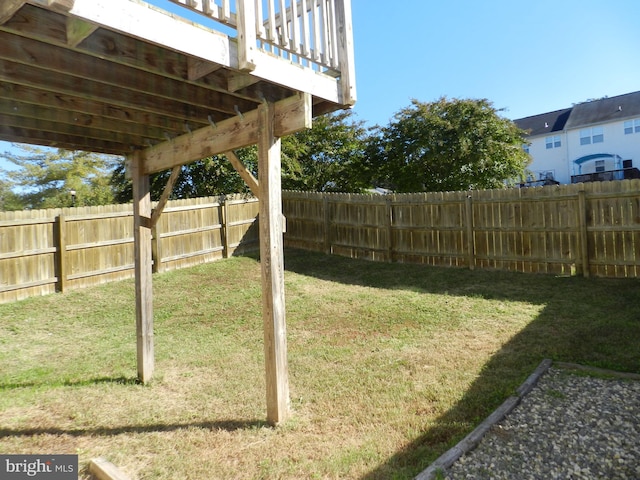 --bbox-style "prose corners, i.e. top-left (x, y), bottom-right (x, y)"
top-left (168, 0), bottom-right (354, 84)
top-left (571, 168), bottom-right (640, 184)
